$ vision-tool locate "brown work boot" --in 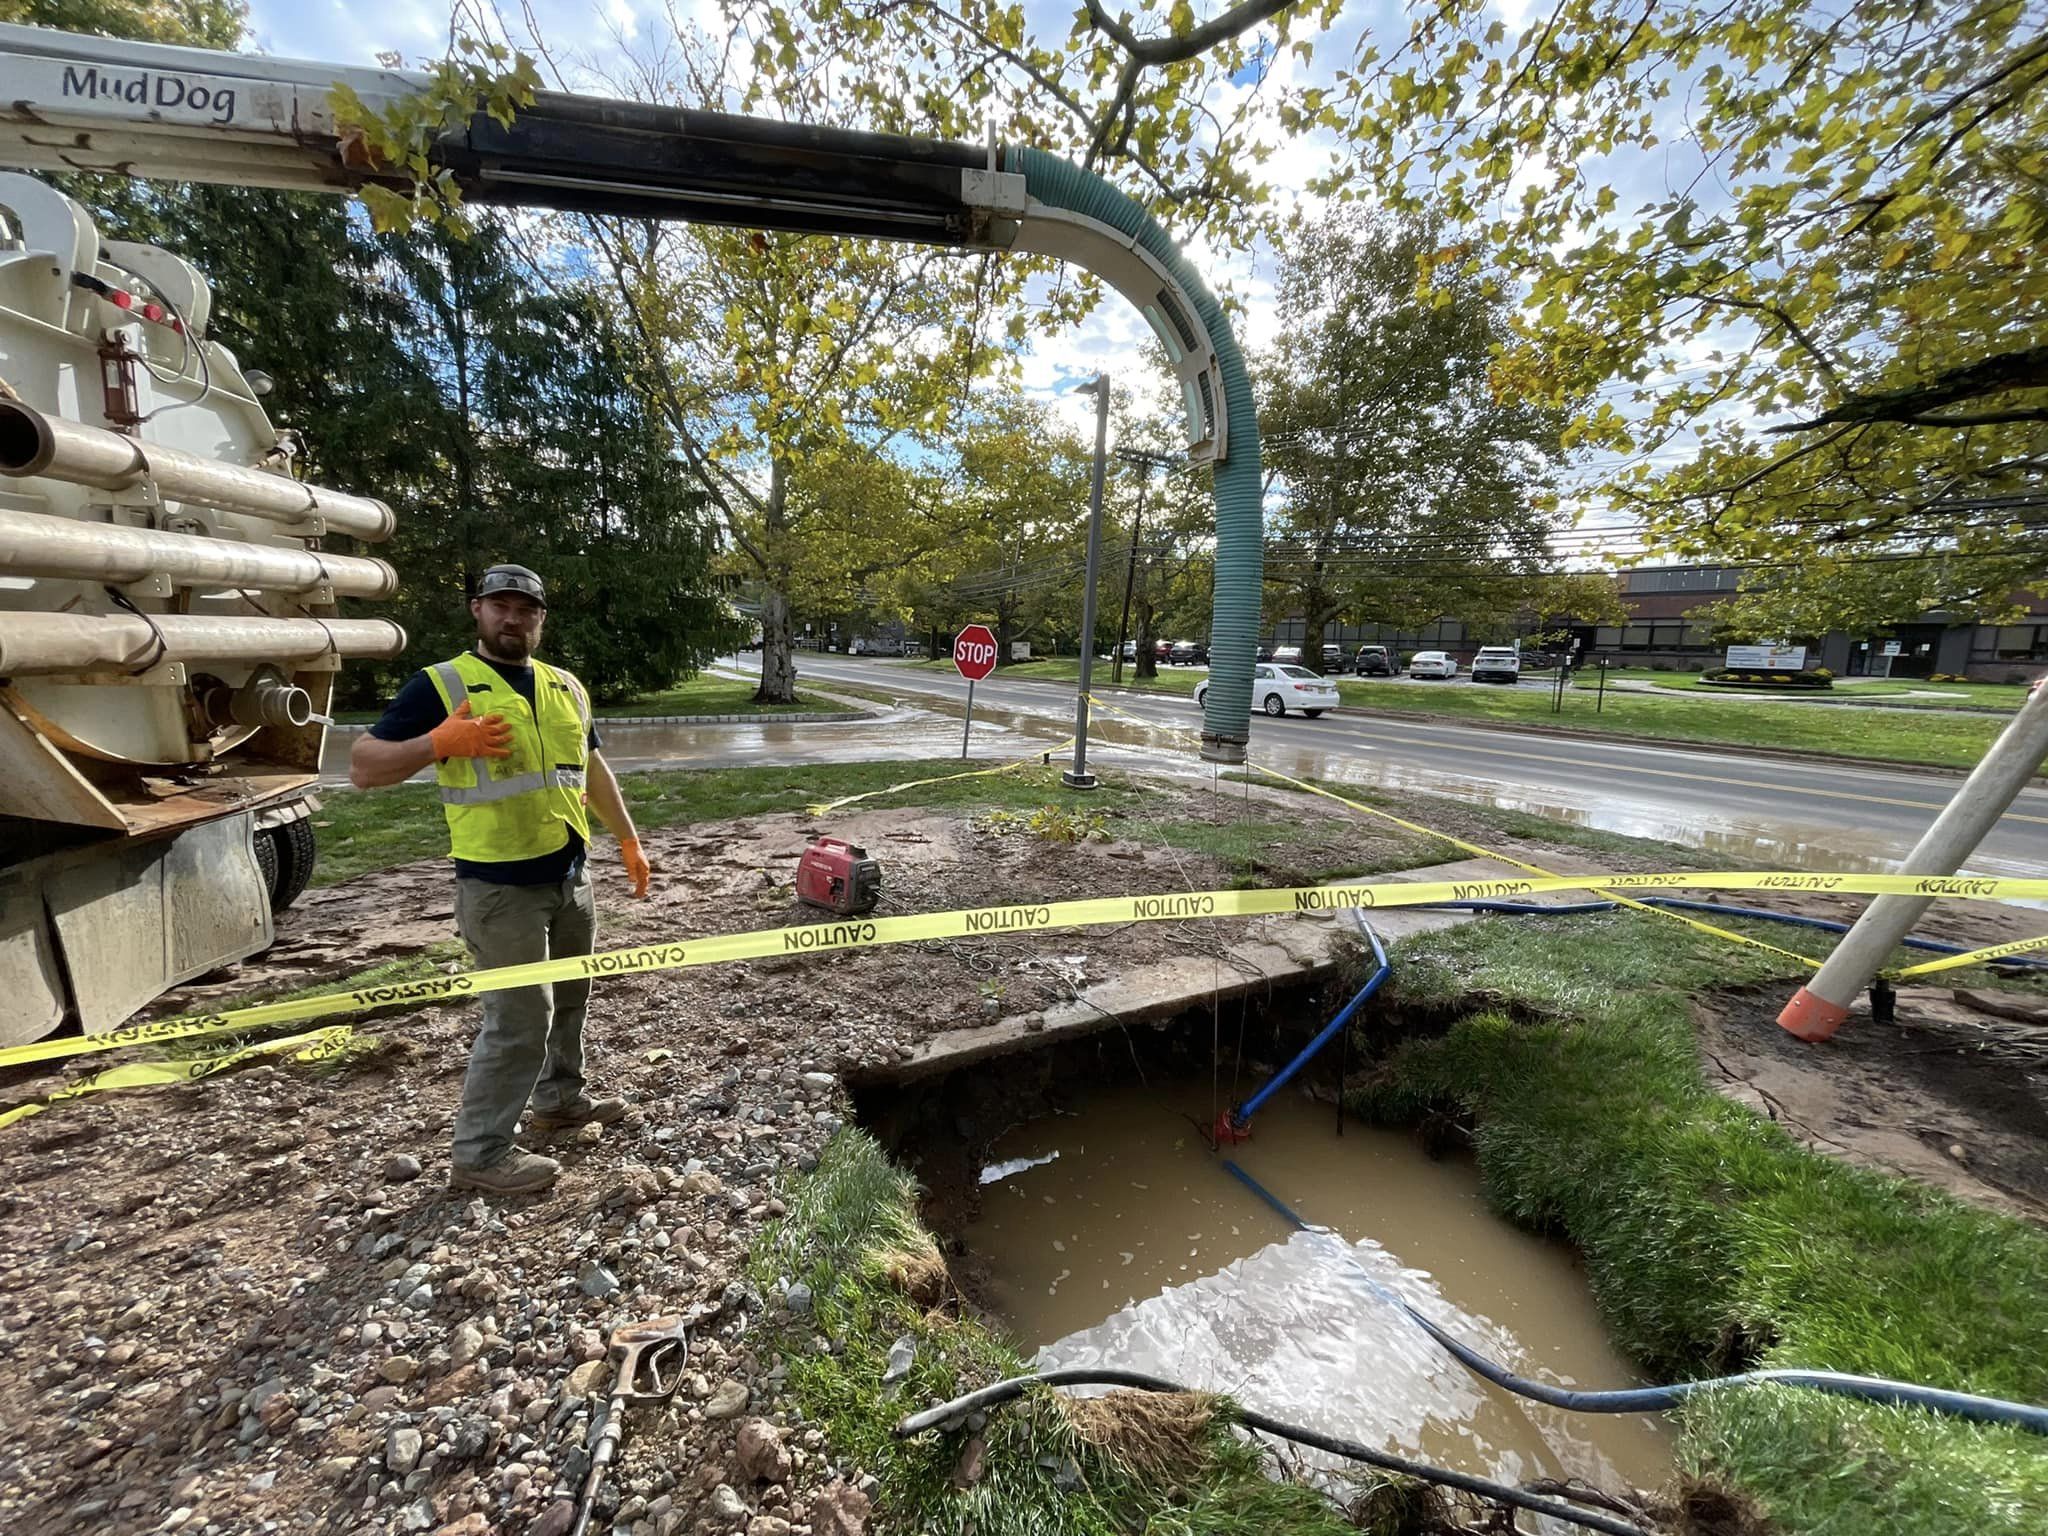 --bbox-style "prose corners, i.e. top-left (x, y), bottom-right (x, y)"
top-left (527, 1093), bottom-right (628, 1133)
top-left (450, 1149), bottom-right (561, 1195)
